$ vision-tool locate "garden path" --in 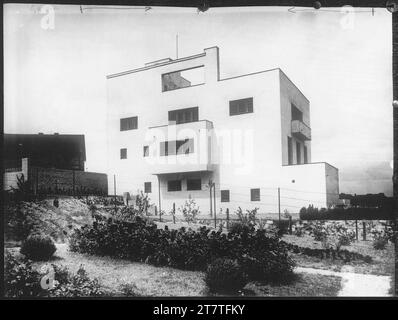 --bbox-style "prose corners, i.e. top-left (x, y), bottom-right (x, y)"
top-left (295, 266), bottom-right (392, 297)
